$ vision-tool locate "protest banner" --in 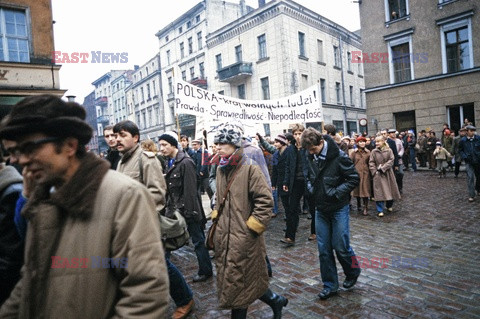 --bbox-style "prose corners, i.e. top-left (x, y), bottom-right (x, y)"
top-left (174, 79), bottom-right (323, 125)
